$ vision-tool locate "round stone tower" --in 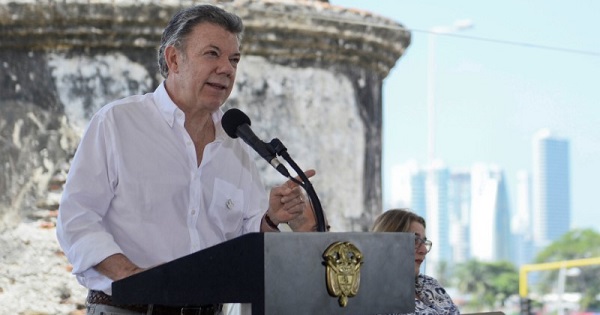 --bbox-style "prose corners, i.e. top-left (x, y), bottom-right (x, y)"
top-left (0, 0), bottom-right (410, 231)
